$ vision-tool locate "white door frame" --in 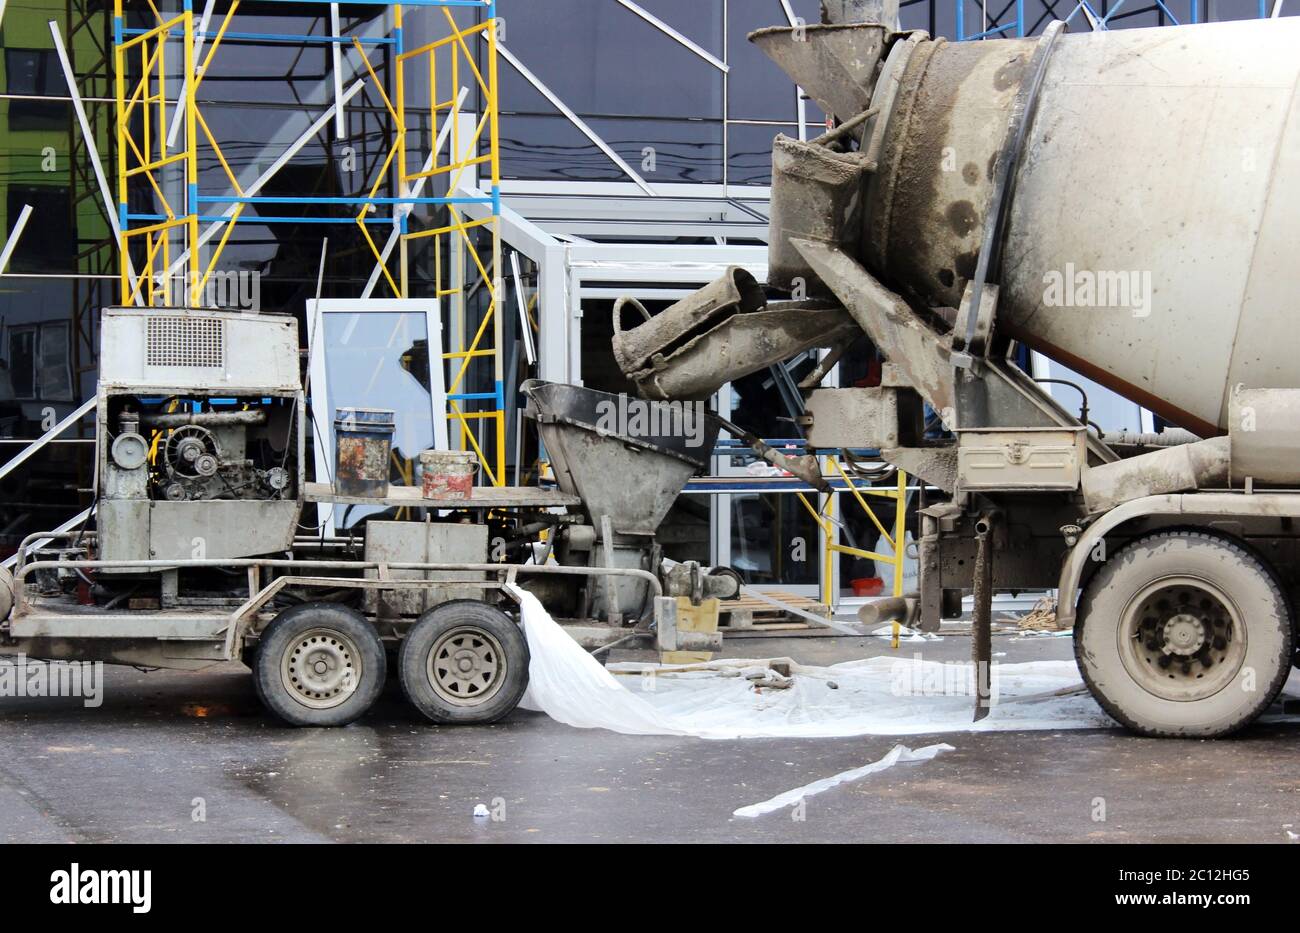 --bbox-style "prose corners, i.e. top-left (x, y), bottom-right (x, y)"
top-left (306, 298), bottom-right (447, 534)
